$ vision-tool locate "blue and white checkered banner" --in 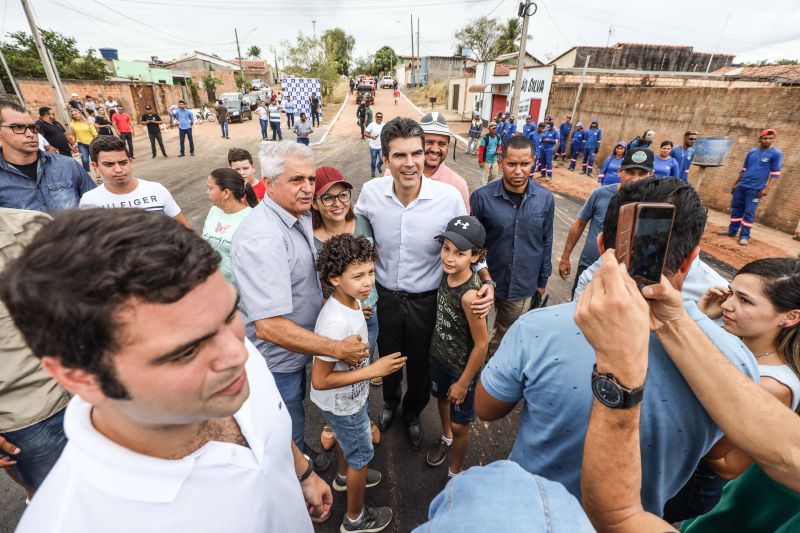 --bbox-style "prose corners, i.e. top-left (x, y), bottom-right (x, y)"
top-left (281, 77), bottom-right (322, 118)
